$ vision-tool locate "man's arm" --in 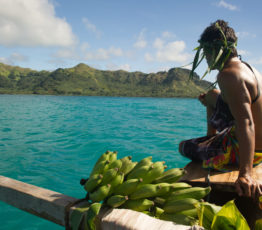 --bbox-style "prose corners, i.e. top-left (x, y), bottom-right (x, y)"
top-left (198, 89), bottom-right (220, 136)
top-left (217, 71), bottom-right (257, 197)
